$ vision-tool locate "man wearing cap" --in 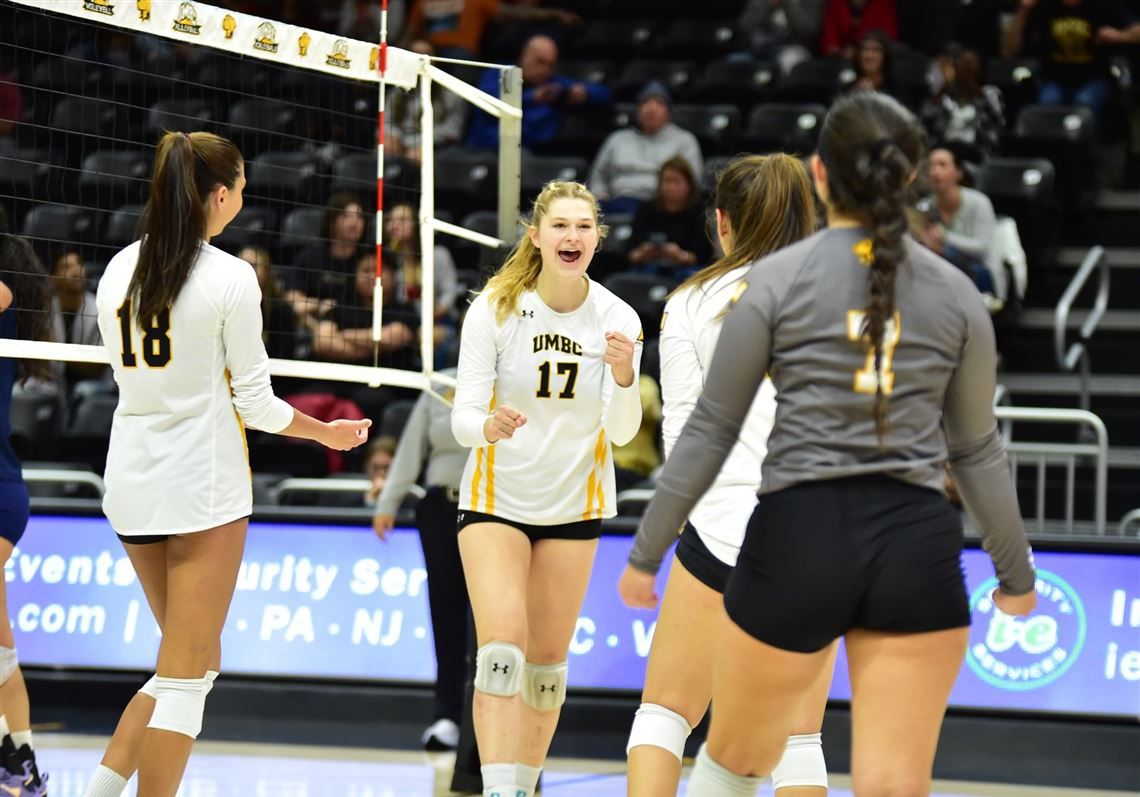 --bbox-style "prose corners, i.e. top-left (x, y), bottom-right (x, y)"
top-left (588, 81), bottom-right (704, 216)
